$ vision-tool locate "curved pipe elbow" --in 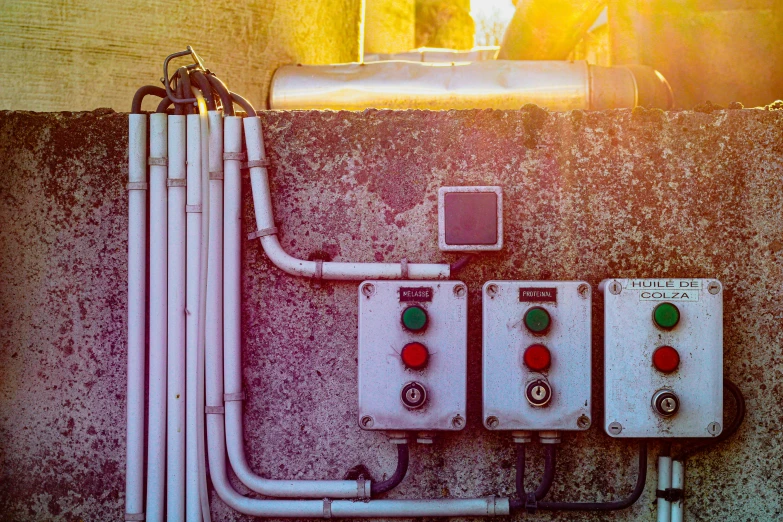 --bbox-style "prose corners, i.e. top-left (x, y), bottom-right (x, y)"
top-left (224, 404), bottom-right (370, 499)
top-left (260, 235), bottom-right (450, 280)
